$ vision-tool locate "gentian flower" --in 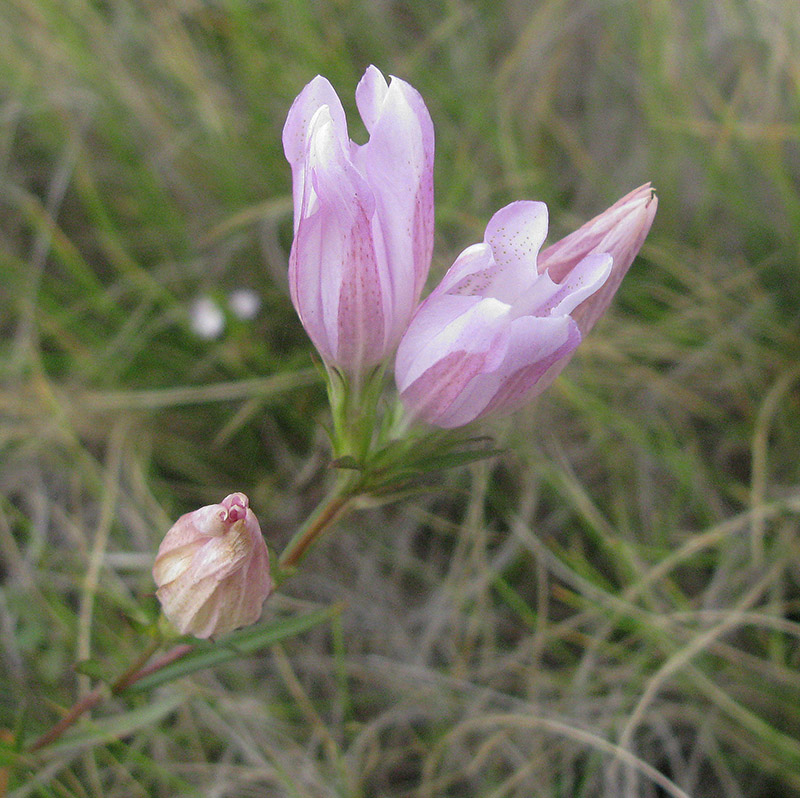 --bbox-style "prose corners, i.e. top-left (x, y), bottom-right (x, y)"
top-left (283, 65), bottom-right (434, 374)
top-left (153, 493), bottom-right (271, 639)
top-left (395, 184), bottom-right (657, 428)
